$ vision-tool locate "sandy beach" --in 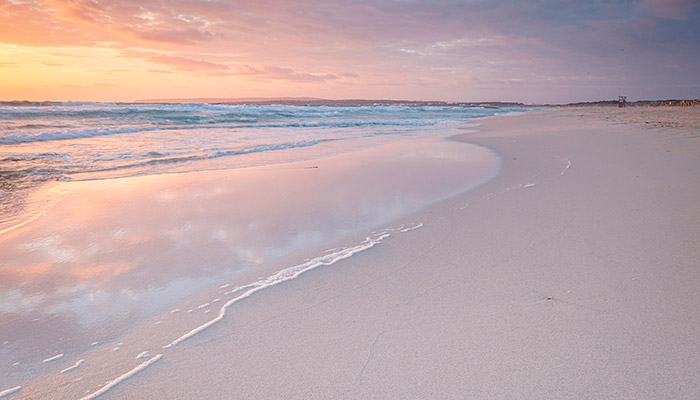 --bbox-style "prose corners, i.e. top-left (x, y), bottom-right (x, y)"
top-left (4, 107), bottom-right (700, 399)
